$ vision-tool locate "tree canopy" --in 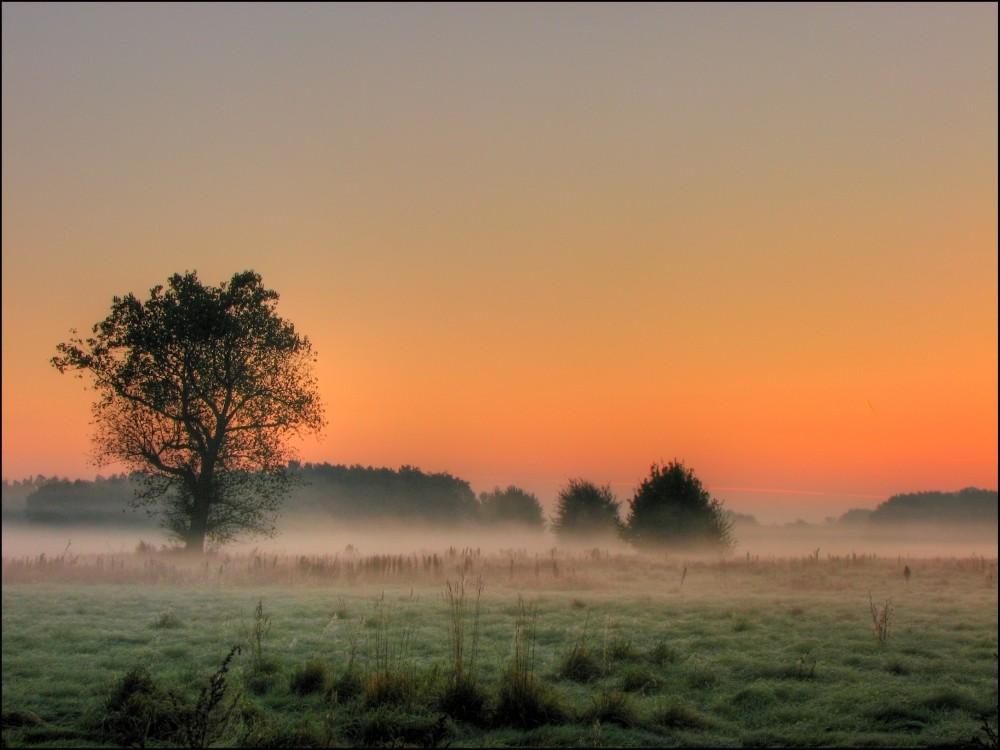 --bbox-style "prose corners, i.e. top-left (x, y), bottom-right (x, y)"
top-left (622, 461), bottom-right (733, 552)
top-left (478, 485), bottom-right (546, 530)
top-left (551, 479), bottom-right (621, 542)
top-left (52, 270), bottom-right (325, 552)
